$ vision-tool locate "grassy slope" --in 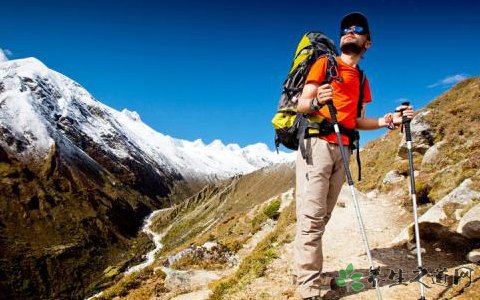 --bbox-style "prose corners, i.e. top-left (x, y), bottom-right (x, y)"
top-left (156, 163), bottom-right (295, 256)
top-left (95, 163), bottom-right (295, 299)
top-left (208, 200), bottom-right (296, 299)
top-left (353, 77), bottom-right (480, 203)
